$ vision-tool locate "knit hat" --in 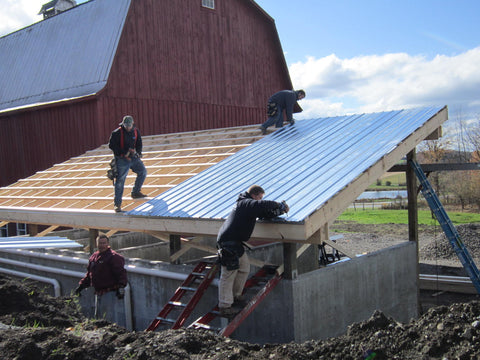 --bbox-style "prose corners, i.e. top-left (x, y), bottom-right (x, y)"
top-left (121, 115), bottom-right (134, 127)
